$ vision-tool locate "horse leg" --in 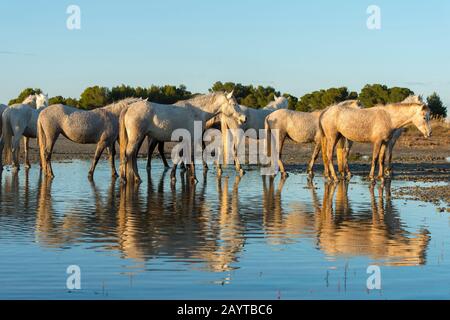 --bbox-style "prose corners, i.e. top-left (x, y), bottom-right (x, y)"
top-left (384, 130), bottom-right (401, 178)
top-left (131, 138), bottom-right (144, 184)
top-left (88, 141), bottom-right (107, 179)
top-left (336, 138), bottom-right (345, 177)
top-left (24, 137), bottom-right (31, 169)
top-left (189, 144), bottom-right (197, 184)
top-left (108, 143), bottom-right (118, 178)
top-left (11, 134), bottom-right (22, 171)
top-left (277, 136), bottom-right (288, 177)
top-left (377, 142), bottom-right (387, 180)
top-left (344, 140), bottom-right (353, 180)
top-left (369, 141), bottom-right (382, 181)
top-left (158, 142), bottom-right (169, 168)
top-left (44, 134), bottom-right (58, 178)
top-left (320, 137), bottom-right (329, 179)
top-left (170, 163), bottom-right (178, 182)
top-left (234, 134), bottom-right (244, 176)
top-left (326, 135), bottom-right (340, 181)
top-left (307, 143), bottom-right (321, 178)
top-left (202, 140), bottom-right (208, 172)
top-left (146, 138), bottom-right (158, 172)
